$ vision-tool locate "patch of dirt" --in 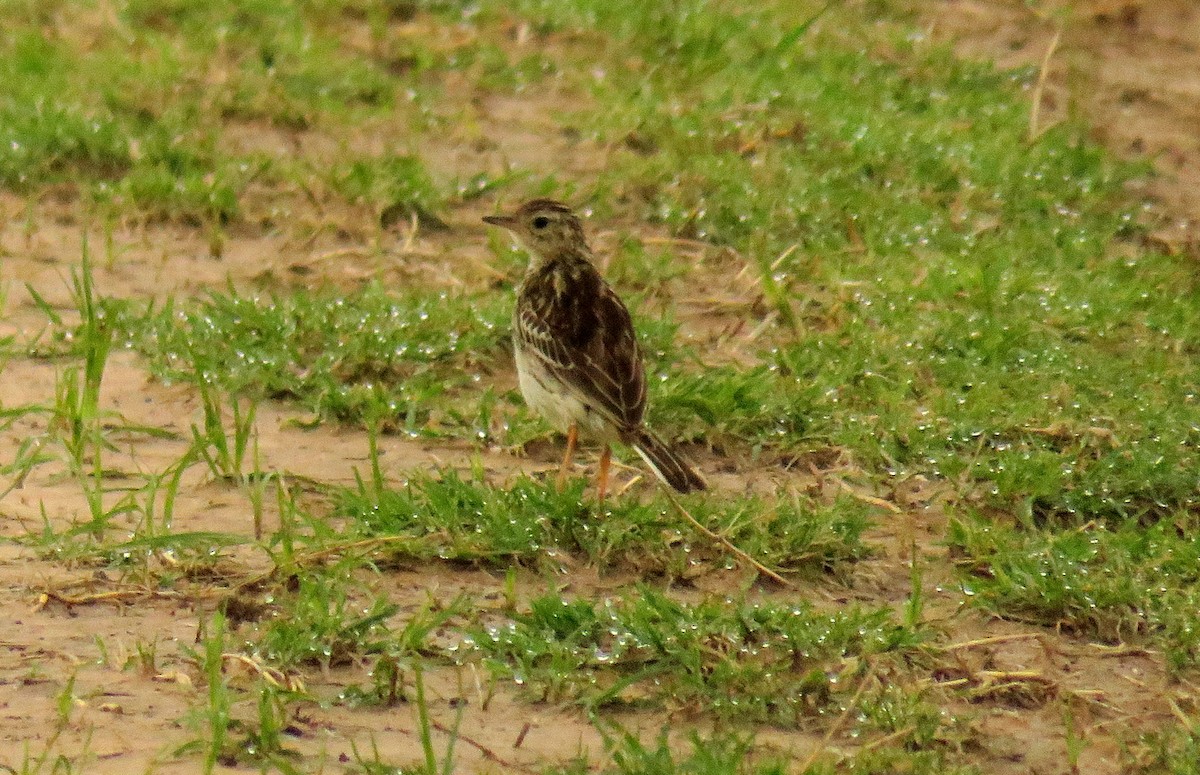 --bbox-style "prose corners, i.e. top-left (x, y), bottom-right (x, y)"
top-left (3, 2), bottom-right (1200, 772)
top-left (0, 550), bottom-right (621, 774)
